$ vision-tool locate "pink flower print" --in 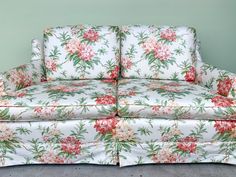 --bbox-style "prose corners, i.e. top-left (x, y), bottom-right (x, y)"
top-left (217, 77), bottom-right (233, 97)
top-left (109, 66), bottom-right (120, 79)
top-left (34, 107), bottom-right (43, 113)
top-left (39, 150), bottom-right (65, 164)
top-left (160, 28), bottom-right (177, 42)
top-left (185, 66), bottom-right (196, 82)
top-left (77, 43), bottom-right (95, 61)
top-left (60, 136), bottom-right (81, 155)
top-left (141, 37), bottom-right (158, 54)
top-left (94, 117), bottom-right (118, 134)
top-left (49, 85), bottom-right (78, 92)
top-left (9, 69), bottom-right (32, 89)
top-left (83, 29), bottom-right (99, 42)
top-left (160, 85), bottom-right (181, 93)
top-left (45, 59), bottom-right (57, 72)
top-left (151, 148), bottom-right (183, 163)
top-left (0, 124), bottom-right (14, 141)
top-left (214, 120), bottom-right (236, 134)
top-left (121, 57), bottom-right (133, 69)
top-left (0, 80), bottom-right (6, 96)
top-left (177, 136), bottom-right (197, 153)
top-left (66, 39), bottom-right (81, 54)
top-left (153, 43), bottom-right (171, 60)
top-left (211, 95), bottom-right (235, 107)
